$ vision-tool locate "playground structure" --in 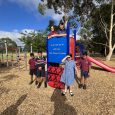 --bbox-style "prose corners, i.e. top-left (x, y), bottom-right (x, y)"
top-left (87, 56), bottom-right (115, 73)
top-left (47, 19), bottom-right (115, 89)
top-left (0, 51), bottom-right (28, 70)
top-left (47, 19), bottom-right (82, 89)
top-left (0, 42), bottom-right (27, 70)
